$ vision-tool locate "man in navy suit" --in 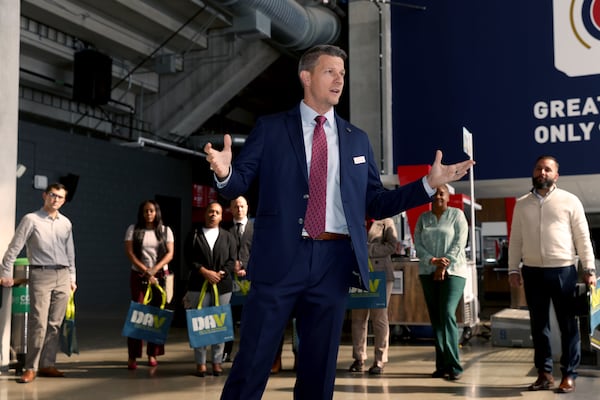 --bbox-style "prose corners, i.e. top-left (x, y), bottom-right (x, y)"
top-left (223, 195), bottom-right (254, 362)
top-left (204, 44), bottom-right (475, 400)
